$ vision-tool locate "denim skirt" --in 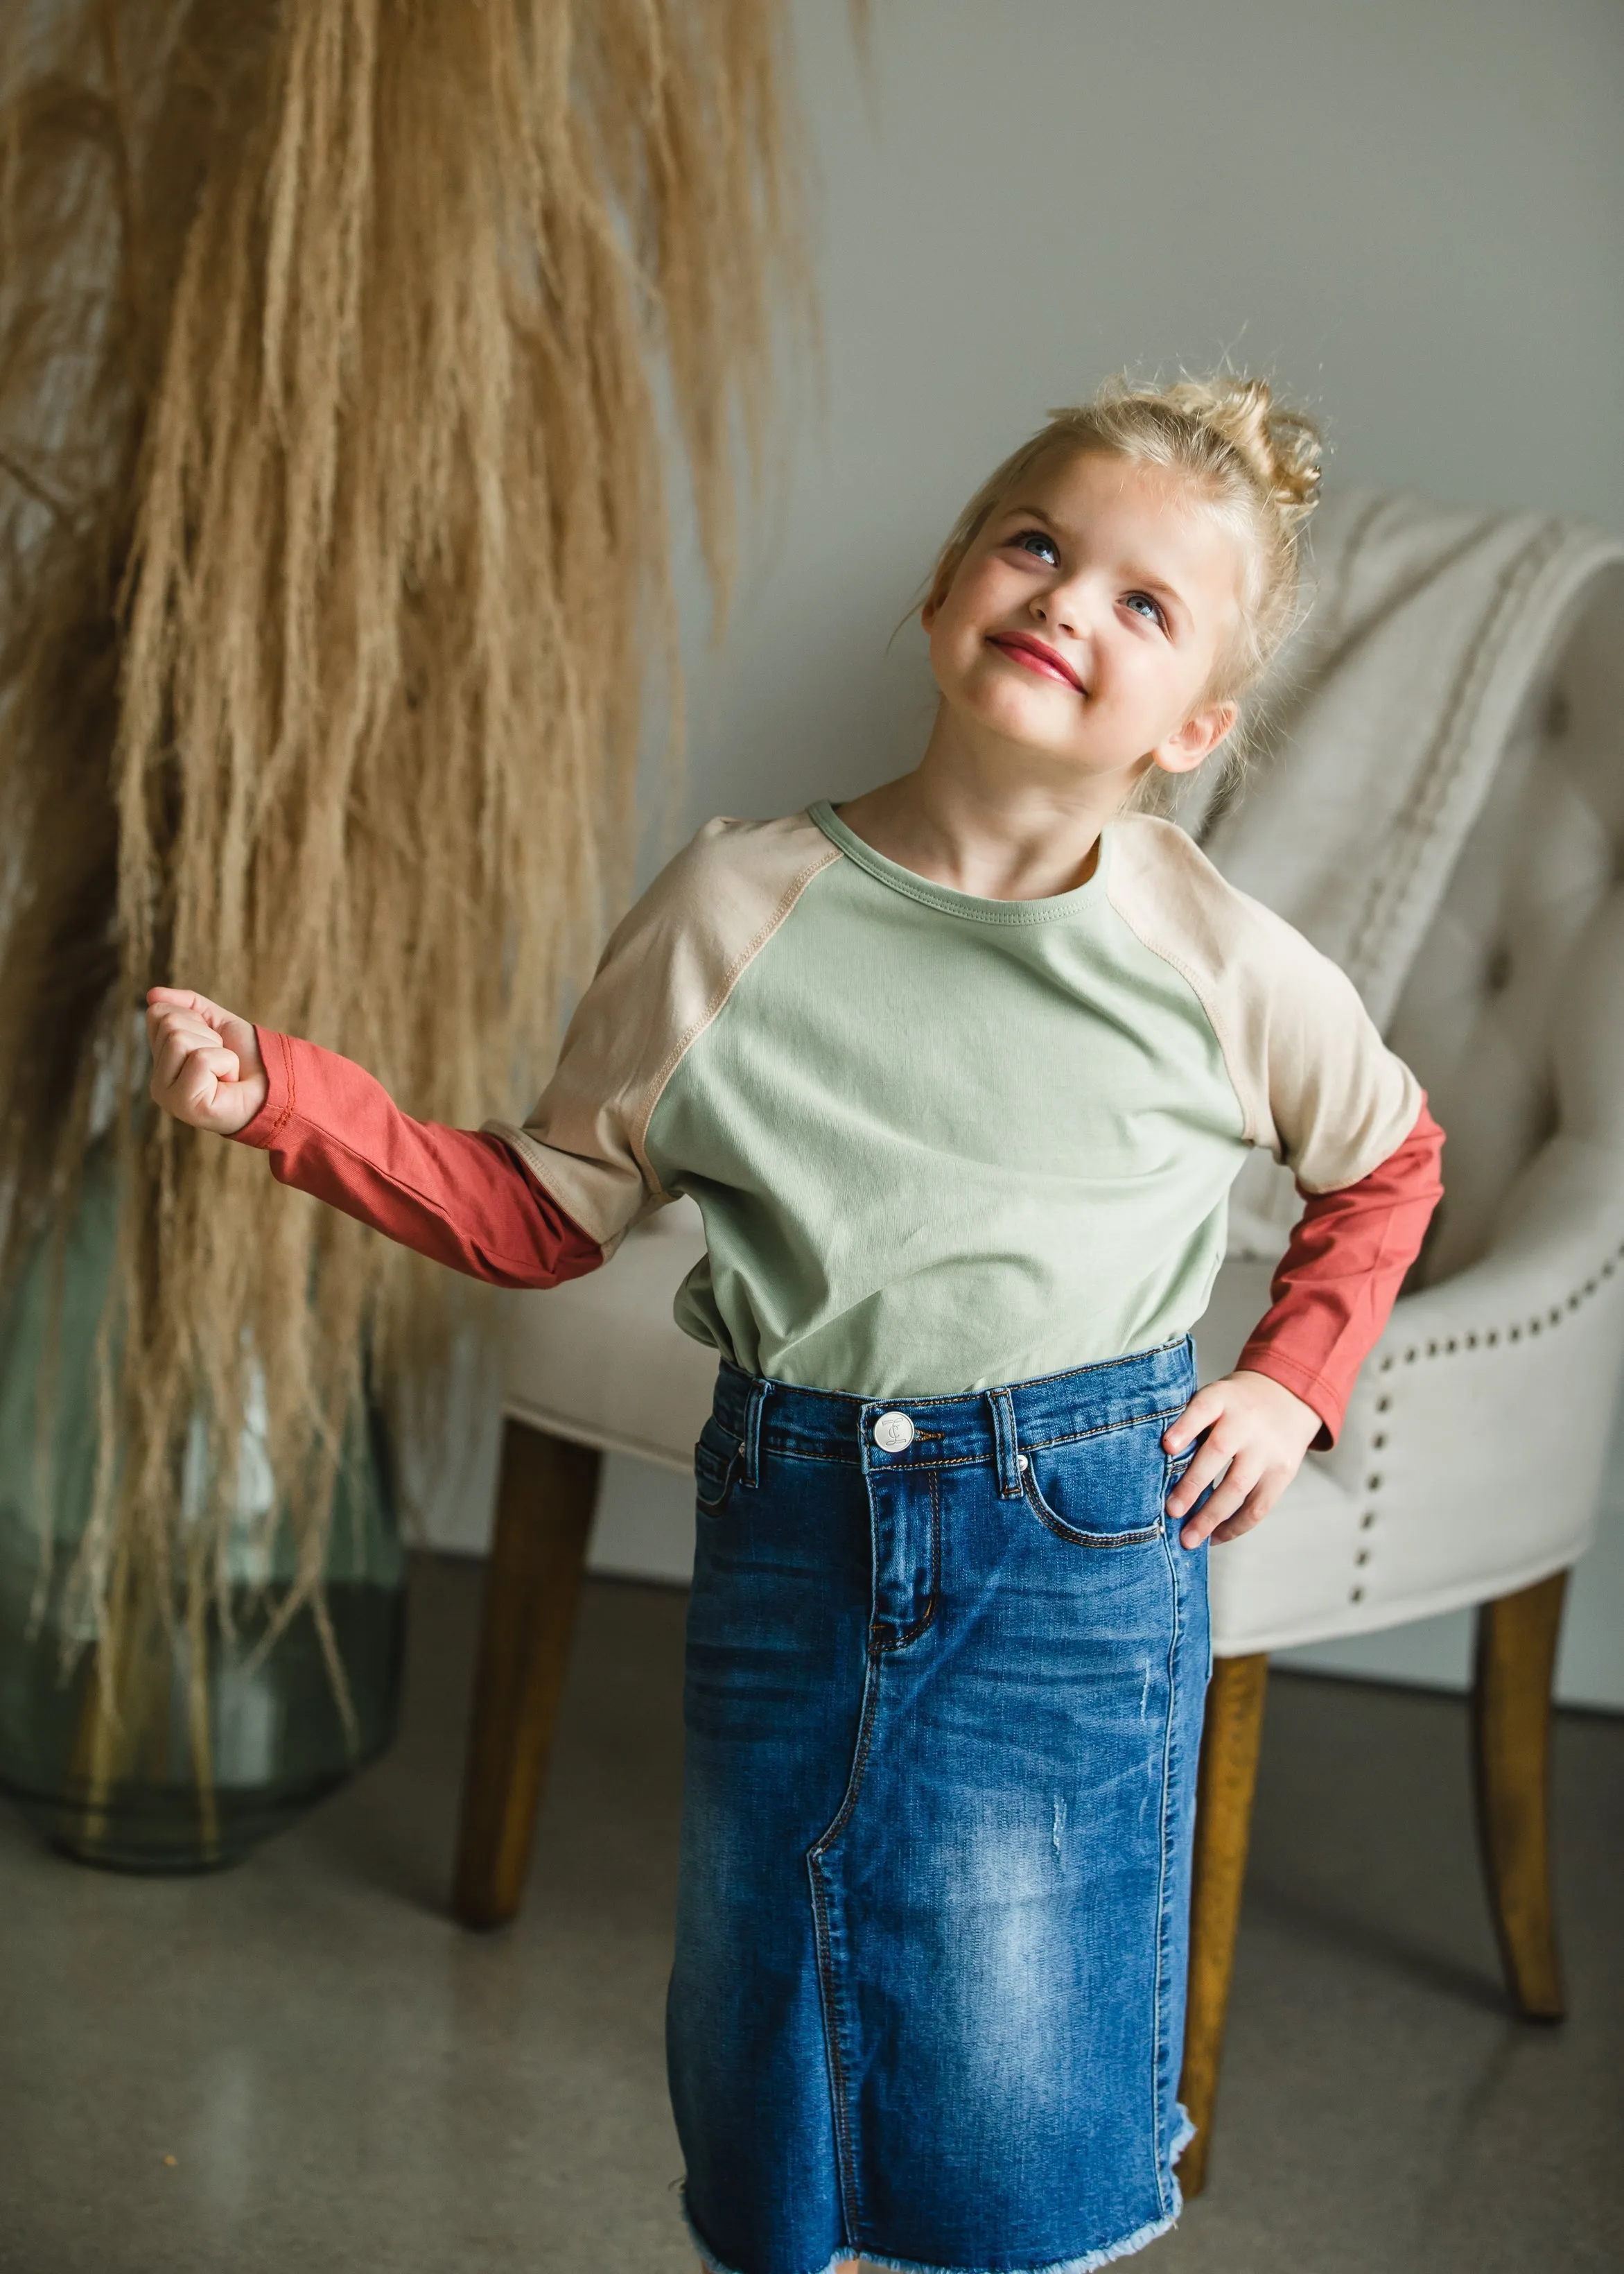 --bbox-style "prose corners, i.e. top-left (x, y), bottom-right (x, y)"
top-left (667, 1334), bottom-right (1213, 2274)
